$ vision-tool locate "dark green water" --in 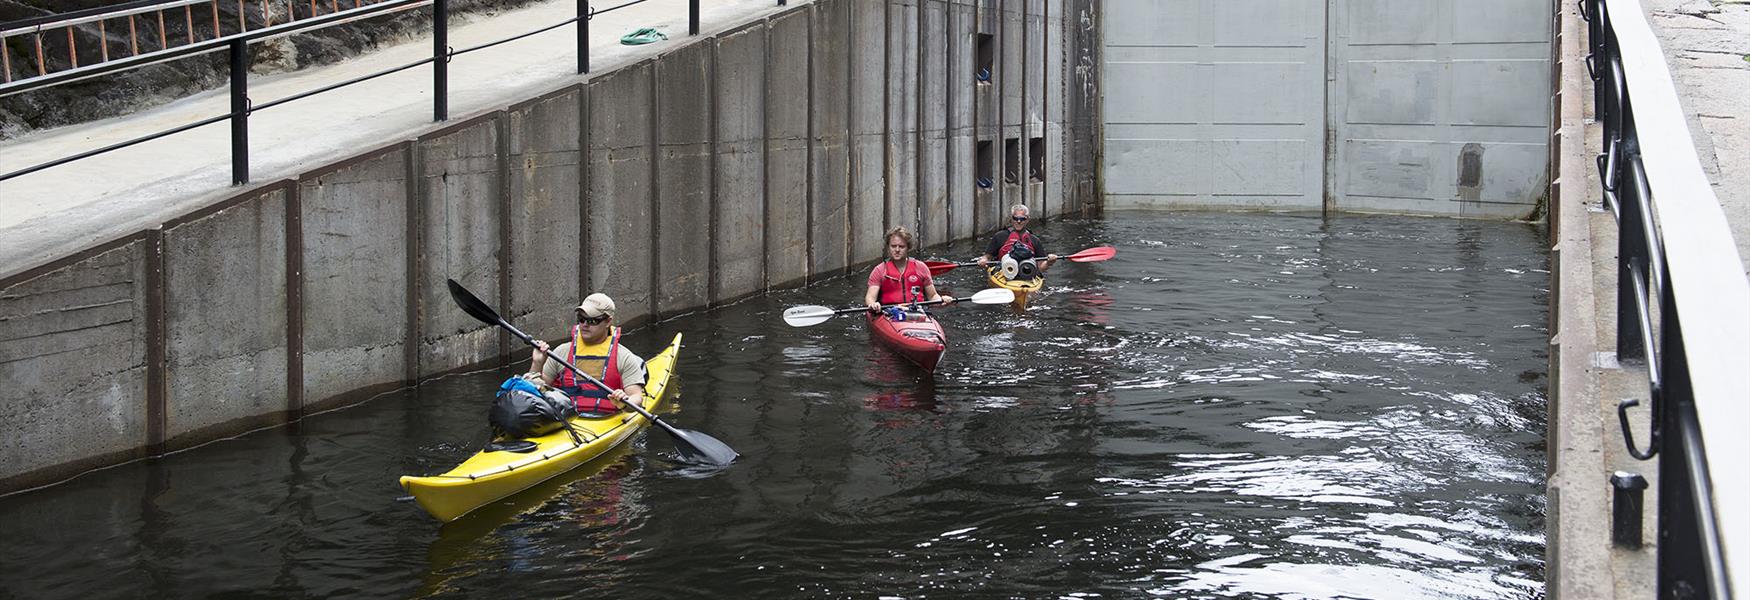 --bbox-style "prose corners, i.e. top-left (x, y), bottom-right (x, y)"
top-left (0, 212), bottom-right (1549, 599)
